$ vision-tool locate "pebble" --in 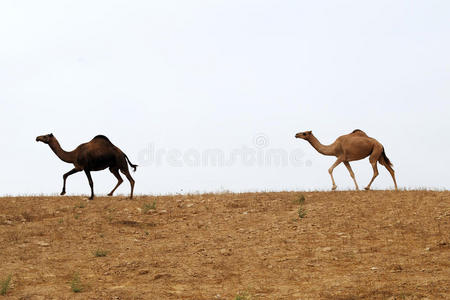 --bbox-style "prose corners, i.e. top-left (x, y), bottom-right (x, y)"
top-left (37, 241), bottom-right (50, 247)
top-left (220, 248), bottom-right (232, 256)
